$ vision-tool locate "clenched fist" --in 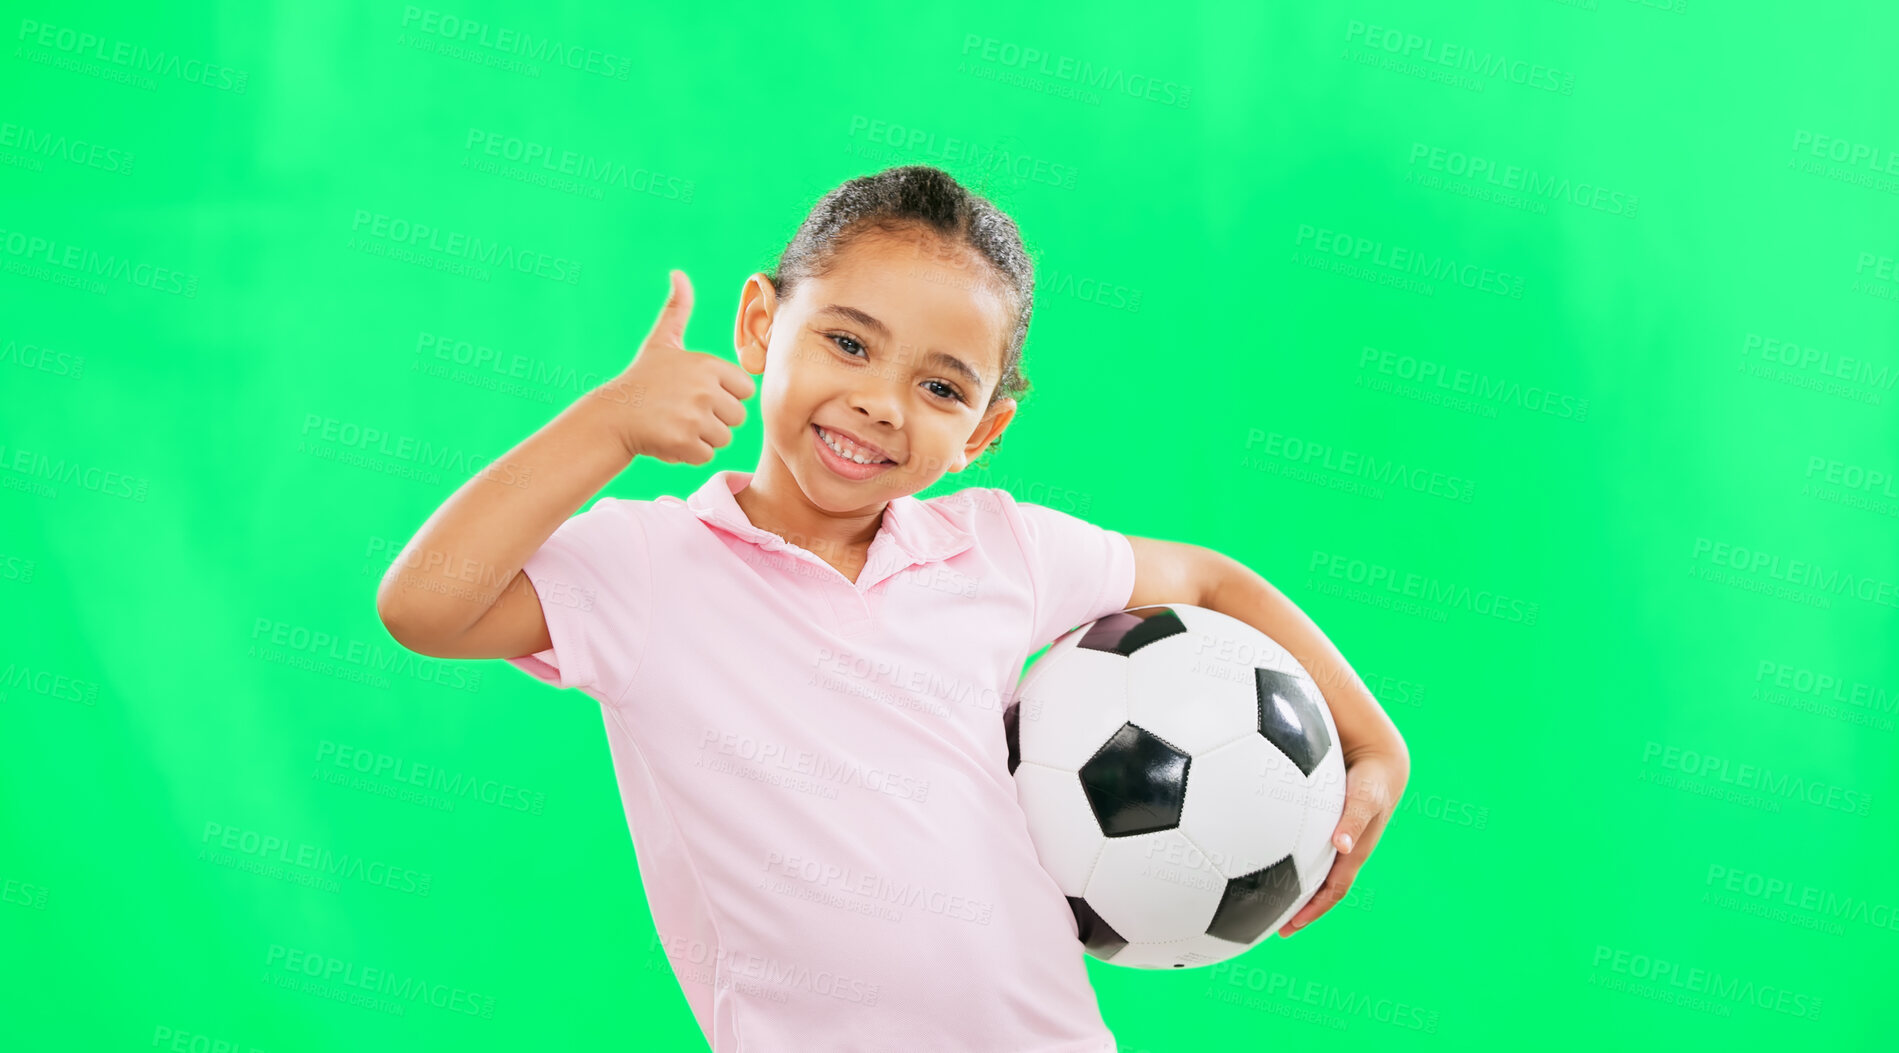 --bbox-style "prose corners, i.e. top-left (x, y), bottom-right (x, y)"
top-left (603, 270), bottom-right (758, 465)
